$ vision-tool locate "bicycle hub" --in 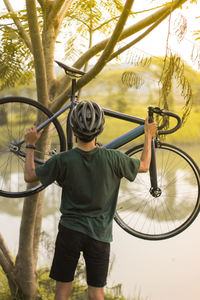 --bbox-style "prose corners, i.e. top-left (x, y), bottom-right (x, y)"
top-left (149, 187), bottom-right (162, 197)
top-left (9, 143), bottom-right (20, 153)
